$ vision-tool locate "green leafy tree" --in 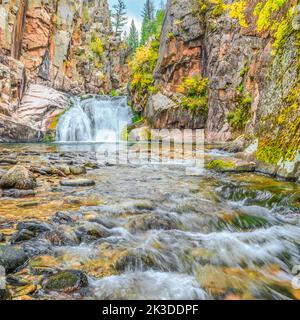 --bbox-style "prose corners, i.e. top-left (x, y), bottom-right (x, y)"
top-left (127, 20), bottom-right (139, 52)
top-left (111, 0), bottom-right (128, 36)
